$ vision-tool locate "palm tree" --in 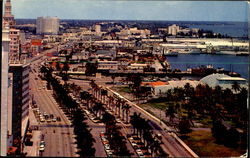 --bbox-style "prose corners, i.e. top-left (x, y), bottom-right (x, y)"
top-left (130, 112), bottom-right (141, 135)
top-left (102, 112), bottom-right (116, 133)
top-left (115, 98), bottom-right (122, 117)
top-left (165, 104), bottom-right (176, 124)
top-left (123, 103), bottom-right (131, 123)
top-left (232, 81), bottom-right (241, 93)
